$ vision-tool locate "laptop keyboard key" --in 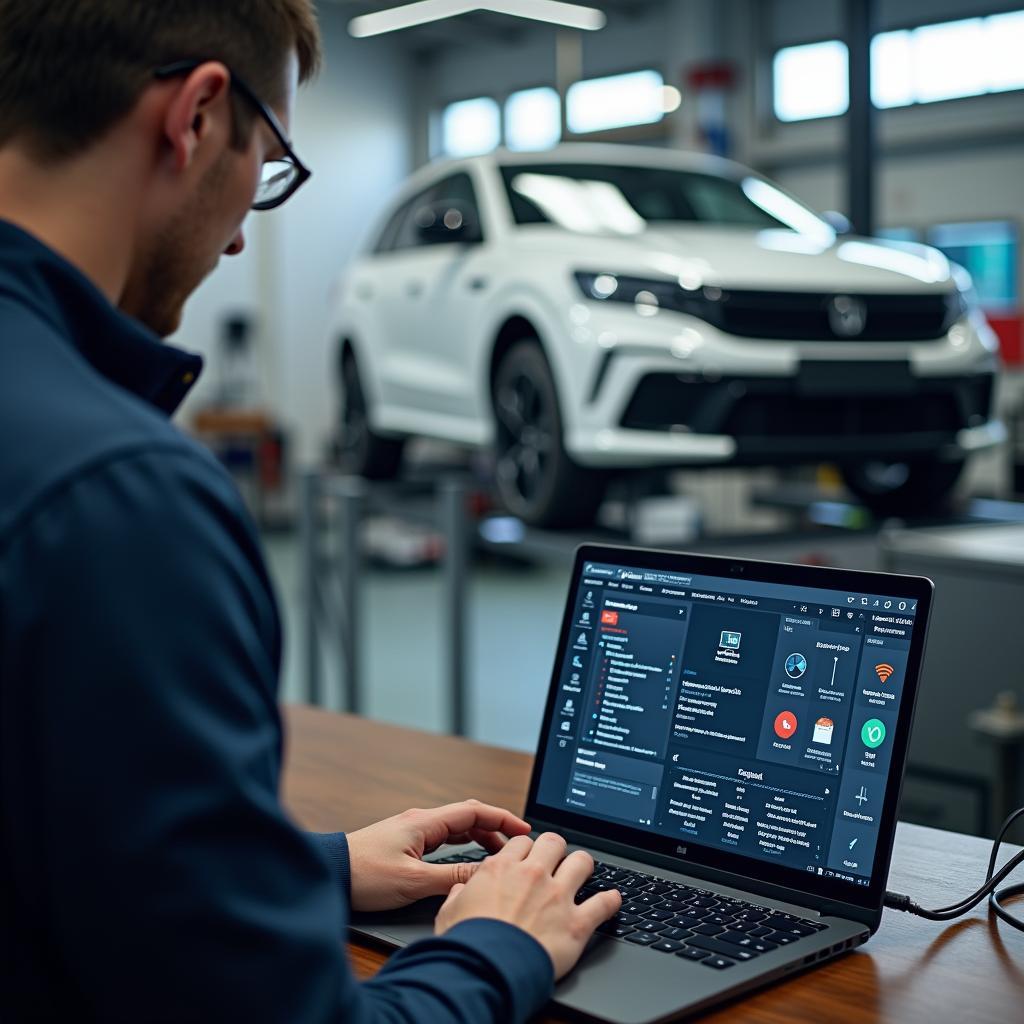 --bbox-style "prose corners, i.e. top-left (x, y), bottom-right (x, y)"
top-left (636, 921), bottom-right (666, 934)
top-left (686, 936), bottom-right (759, 961)
top-left (718, 932), bottom-right (779, 953)
top-left (704, 914), bottom-right (735, 927)
top-left (598, 923), bottom-right (635, 938)
top-left (676, 947), bottom-right (709, 962)
top-left (659, 899), bottom-right (689, 913)
top-left (624, 932), bottom-right (657, 946)
top-left (659, 927), bottom-right (692, 941)
top-left (614, 913), bottom-right (642, 925)
top-left (777, 922), bottom-right (817, 938)
top-left (635, 894), bottom-right (664, 907)
top-left (644, 909), bottom-right (675, 921)
top-left (652, 939), bottom-right (685, 953)
top-left (702, 955), bottom-right (737, 970)
top-left (691, 923), bottom-right (726, 937)
top-left (764, 930), bottom-right (798, 945)
top-left (668, 915), bottom-right (705, 930)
